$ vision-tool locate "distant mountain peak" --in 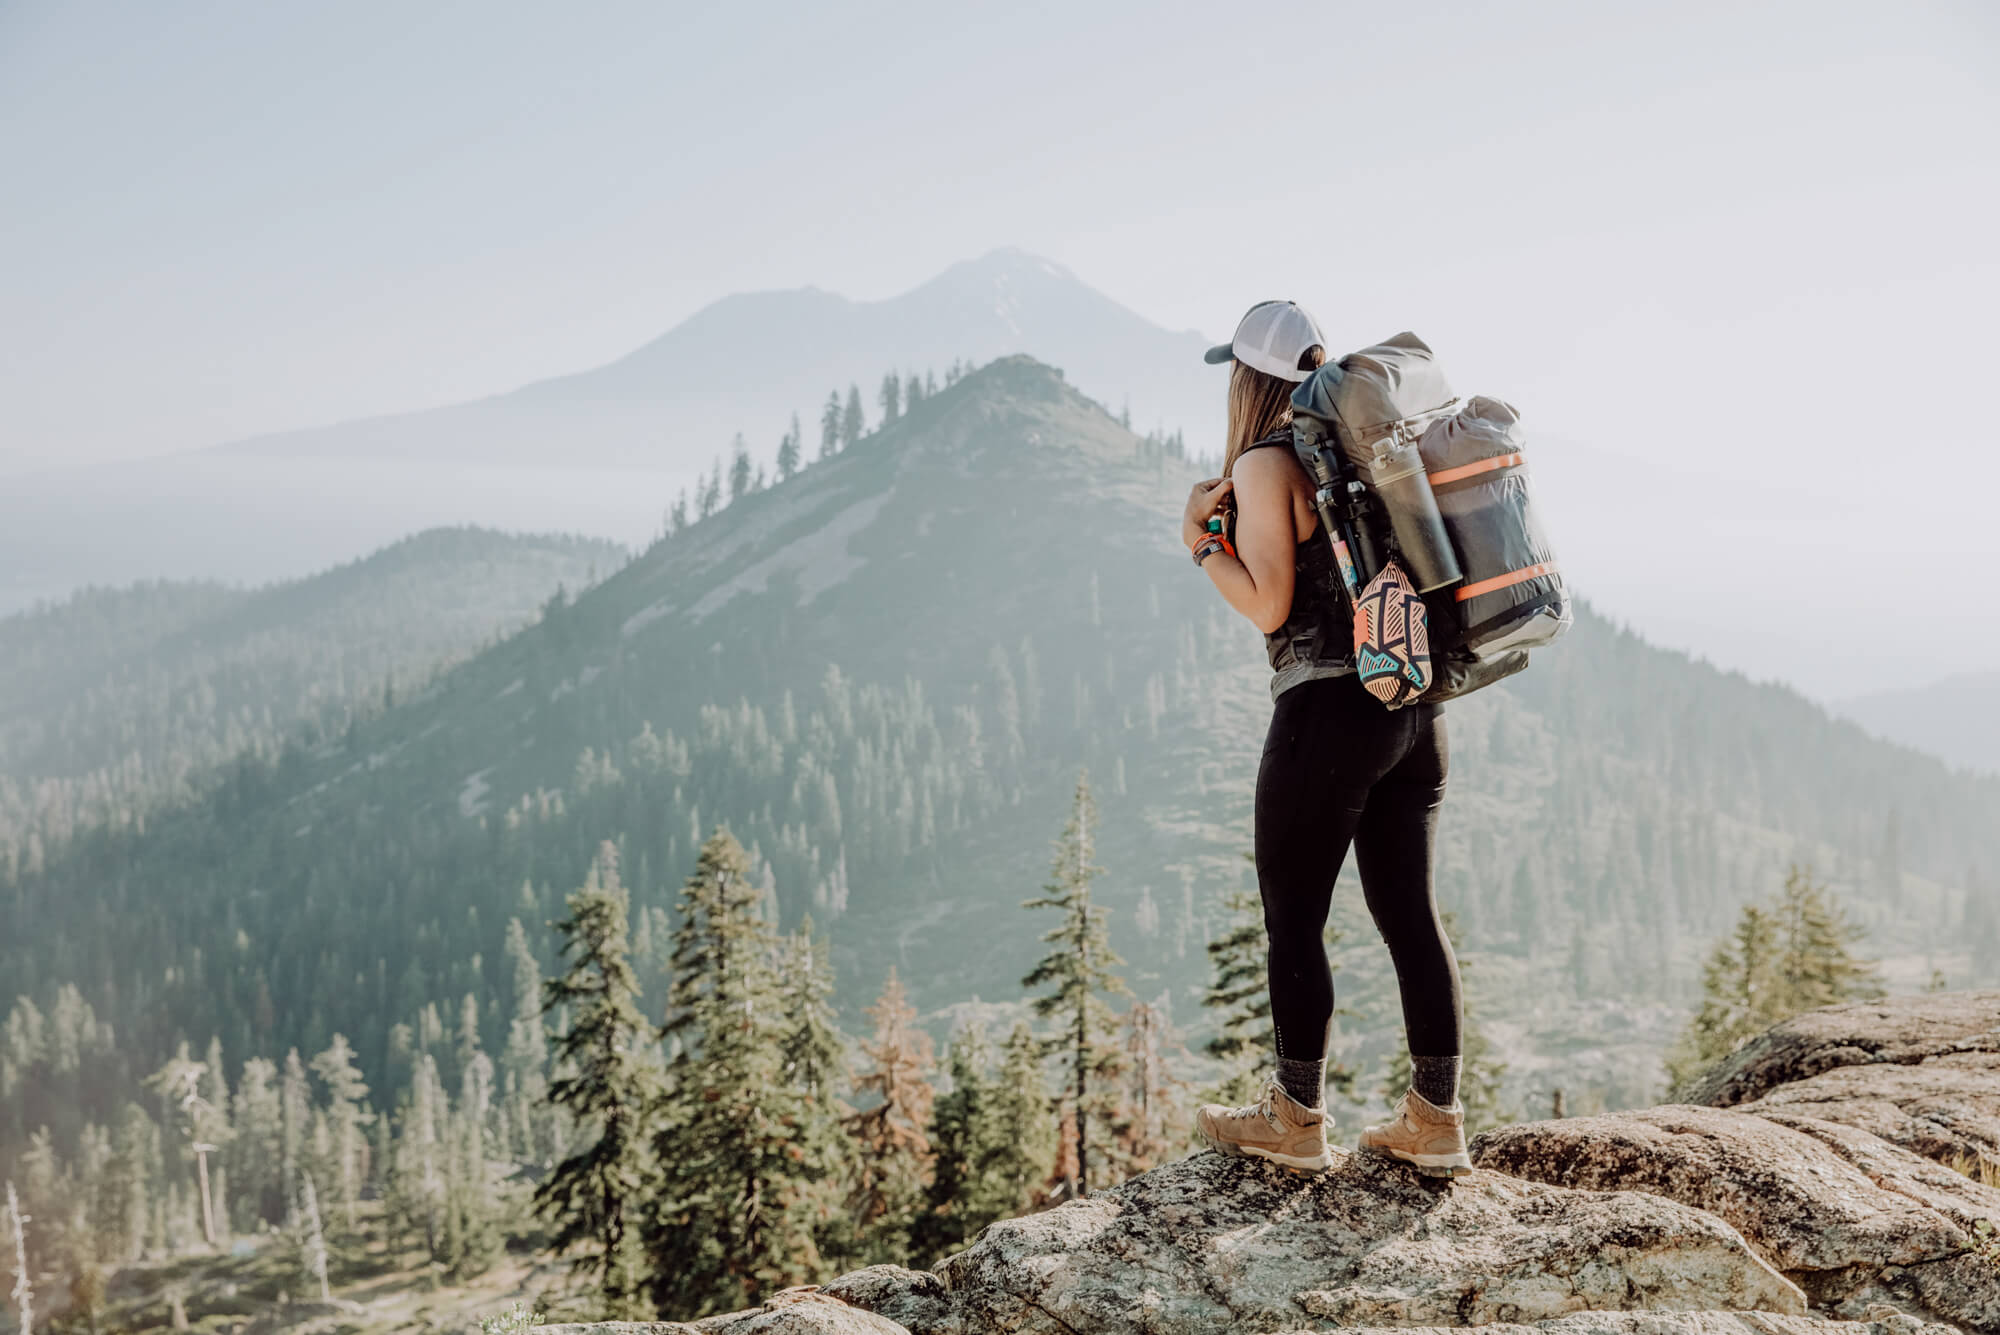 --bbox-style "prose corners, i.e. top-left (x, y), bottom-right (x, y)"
top-left (951, 246), bottom-right (1079, 281)
top-left (218, 250), bottom-right (1218, 471)
top-left (916, 247), bottom-right (1086, 302)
